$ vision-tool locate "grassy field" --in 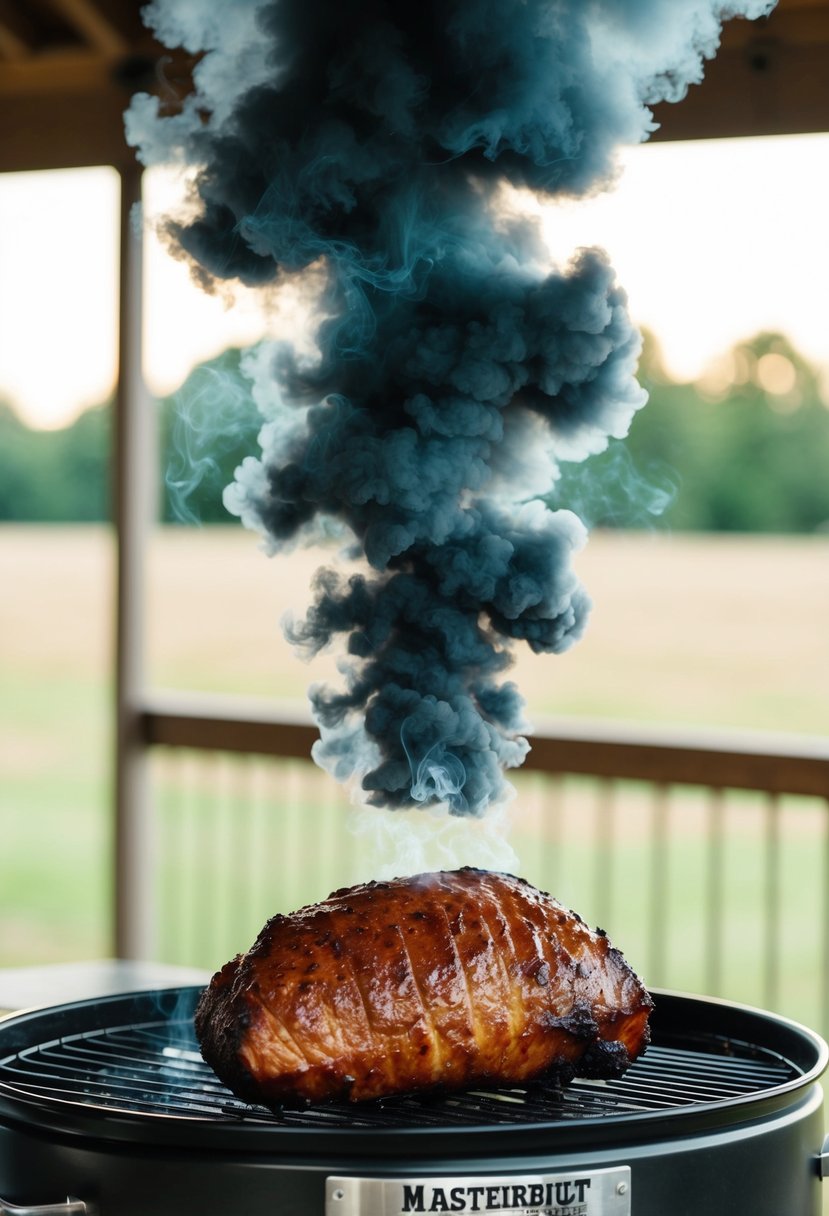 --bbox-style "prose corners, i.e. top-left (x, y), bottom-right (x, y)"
top-left (2, 524), bottom-right (828, 1019)
top-left (142, 525), bottom-right (829, 732)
